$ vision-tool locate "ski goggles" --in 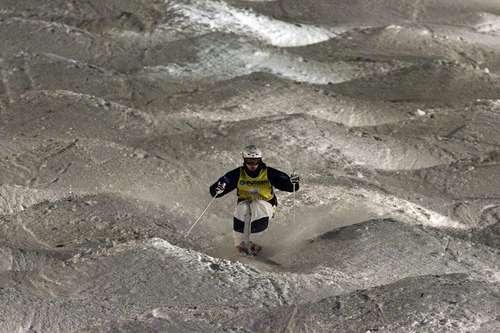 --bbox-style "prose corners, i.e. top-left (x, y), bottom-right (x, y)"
top-left (244, 158), bottom-right (261, 165)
